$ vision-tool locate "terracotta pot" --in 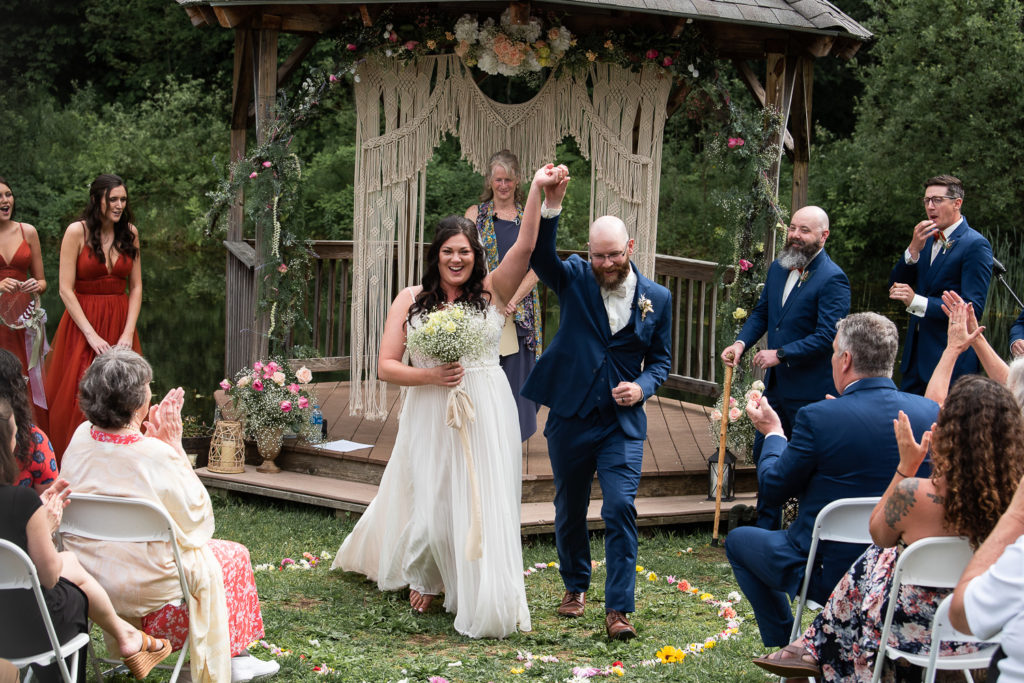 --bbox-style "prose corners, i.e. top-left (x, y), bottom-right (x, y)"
top-left (255, 427), bottom-right (285, 473)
